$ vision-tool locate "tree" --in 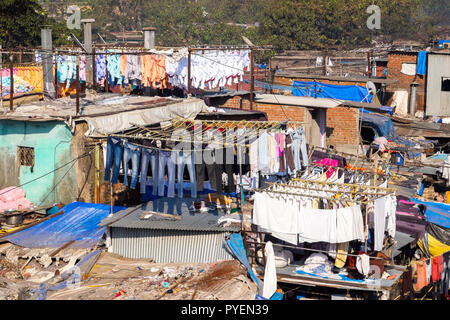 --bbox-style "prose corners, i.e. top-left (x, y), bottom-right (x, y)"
top-left (0, 0), bottom-right (74, 49)
top-left (257, 0), bottom-right (427, 51)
